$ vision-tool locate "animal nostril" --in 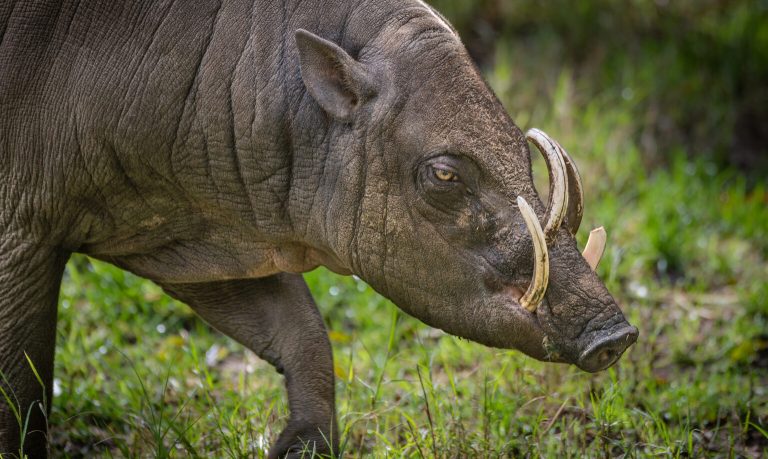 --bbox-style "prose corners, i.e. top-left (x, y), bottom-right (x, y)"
top-left (597, 349), bottom-right (615, 366)
top-left (578, 325), bottom-right (638, 373)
